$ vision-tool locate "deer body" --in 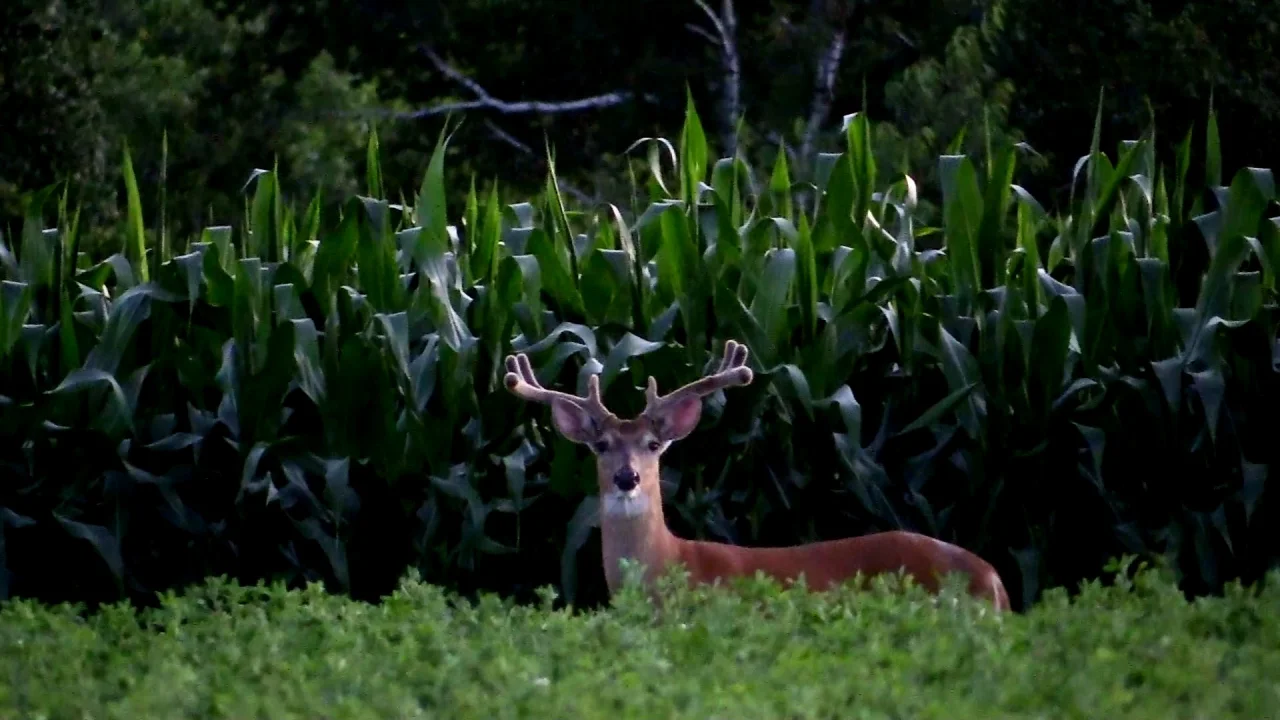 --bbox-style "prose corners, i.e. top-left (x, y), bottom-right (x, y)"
top-left (504, 340), bottom-right (1011, 612)
top-left (601, 514), bottom-right (1010, 609)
